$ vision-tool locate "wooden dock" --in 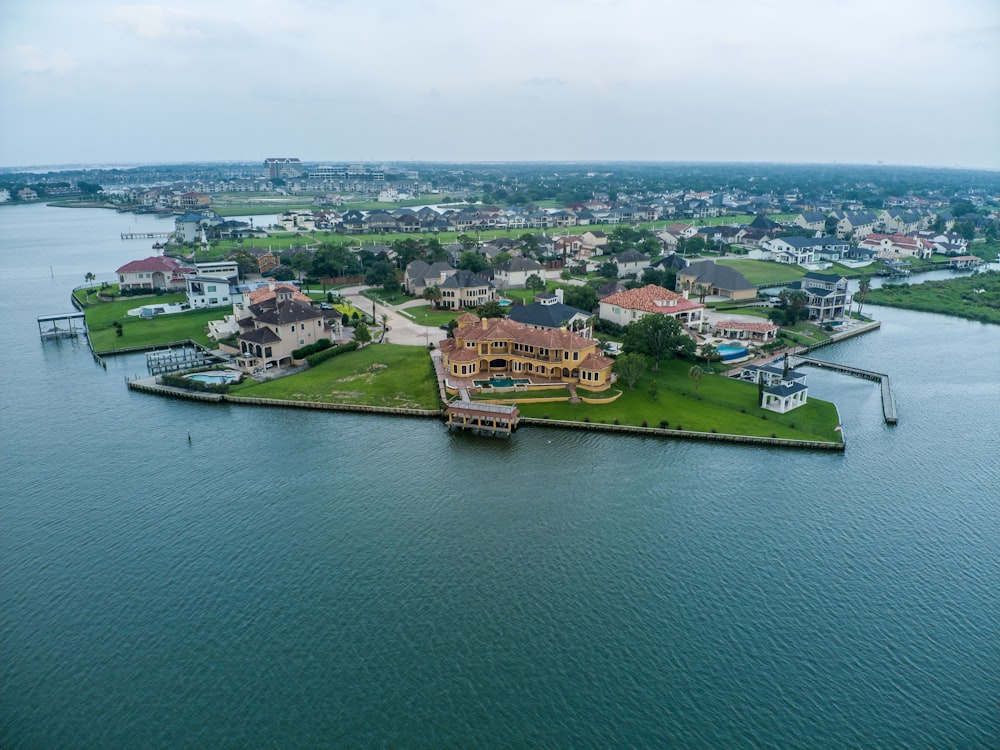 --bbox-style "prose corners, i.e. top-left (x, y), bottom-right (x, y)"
top-left (121, 231), bottom-right (172, 240)
top-left (446, 401), bottom-right (519, 436)
top-left (793, 355), bottom-right (898, 425)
